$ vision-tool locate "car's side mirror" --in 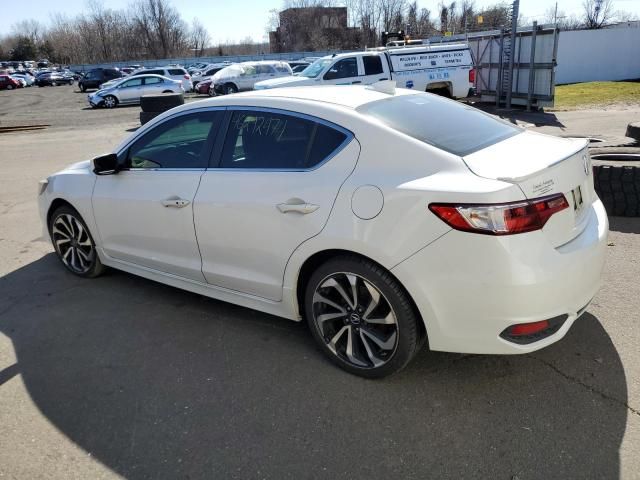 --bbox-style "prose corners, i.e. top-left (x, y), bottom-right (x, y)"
top-left (93, 153), bottom-right (120, 175)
